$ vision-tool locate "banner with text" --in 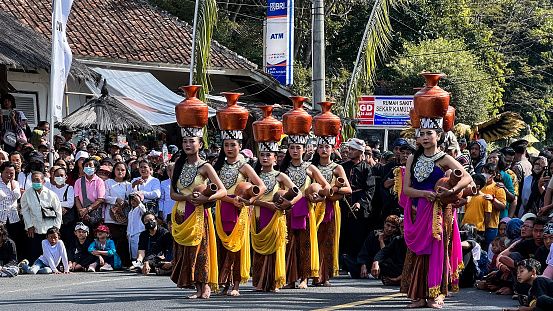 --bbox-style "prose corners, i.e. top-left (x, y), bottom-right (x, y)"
top-left (265, 0), bottom-right (294, 85)
top-left (357, 96), bottom-right (414, 126)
